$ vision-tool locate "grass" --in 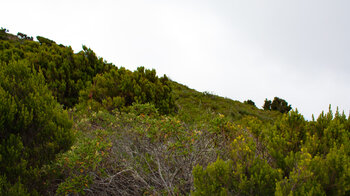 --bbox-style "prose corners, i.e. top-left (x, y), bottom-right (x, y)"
top-left (171, 81), bottom-right (280, 124)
